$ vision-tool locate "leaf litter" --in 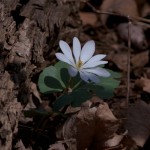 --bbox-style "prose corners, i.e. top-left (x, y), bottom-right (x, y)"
top-left (1, 0), bottom-right (150, 149)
